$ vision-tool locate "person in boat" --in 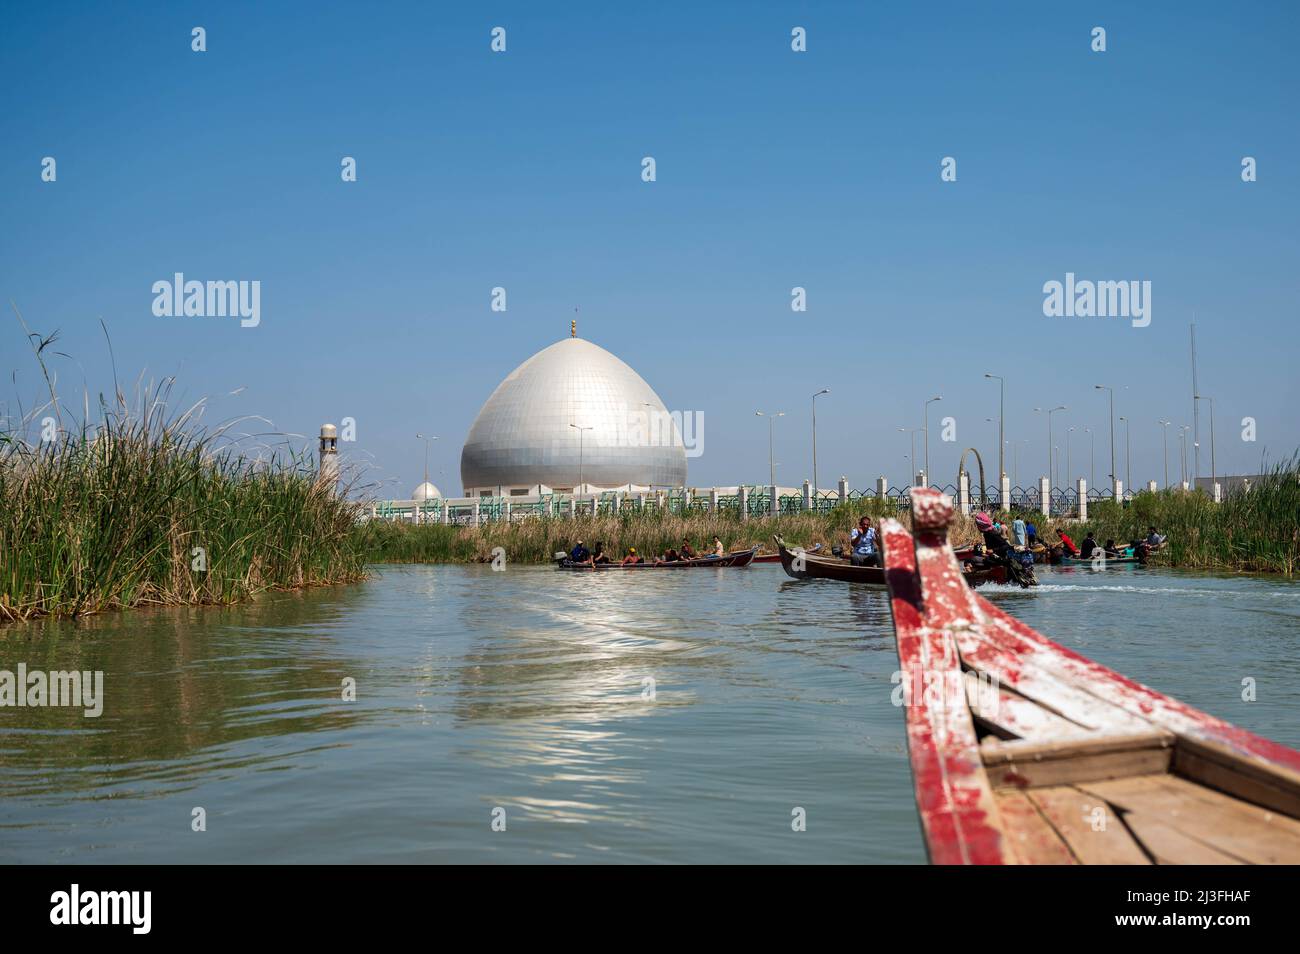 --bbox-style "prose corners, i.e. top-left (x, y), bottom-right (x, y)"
top-left (680, 538), bottom-right (697, 560)
top-left (849, 516), bottom-right (878, 567)
top-left (1103, 538), bottom-right (1122, 558)
top-left (1144, 526), bottom-right (1166, 549)
top-left (1055, 528), bottom-right (1079, 557)
top-left (975, 513), bottom-right (1013, 559)
top-left (1025, 520), bottom-right (1038, 547)
top-left (656, 546), bottom-right (681, 564)
top-left (1079, 532), bottom-right (1099, 559)
top-left (591, 542), bottom-right (611, 564)
top-left (711, 535), bottom-right (724, 557)
top-left (1011, 517), bottom-right (1027, 548)
top-left (570, 540), bottom-right (590, 563)
top-left (621, 547), bottom-right (642, 565)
